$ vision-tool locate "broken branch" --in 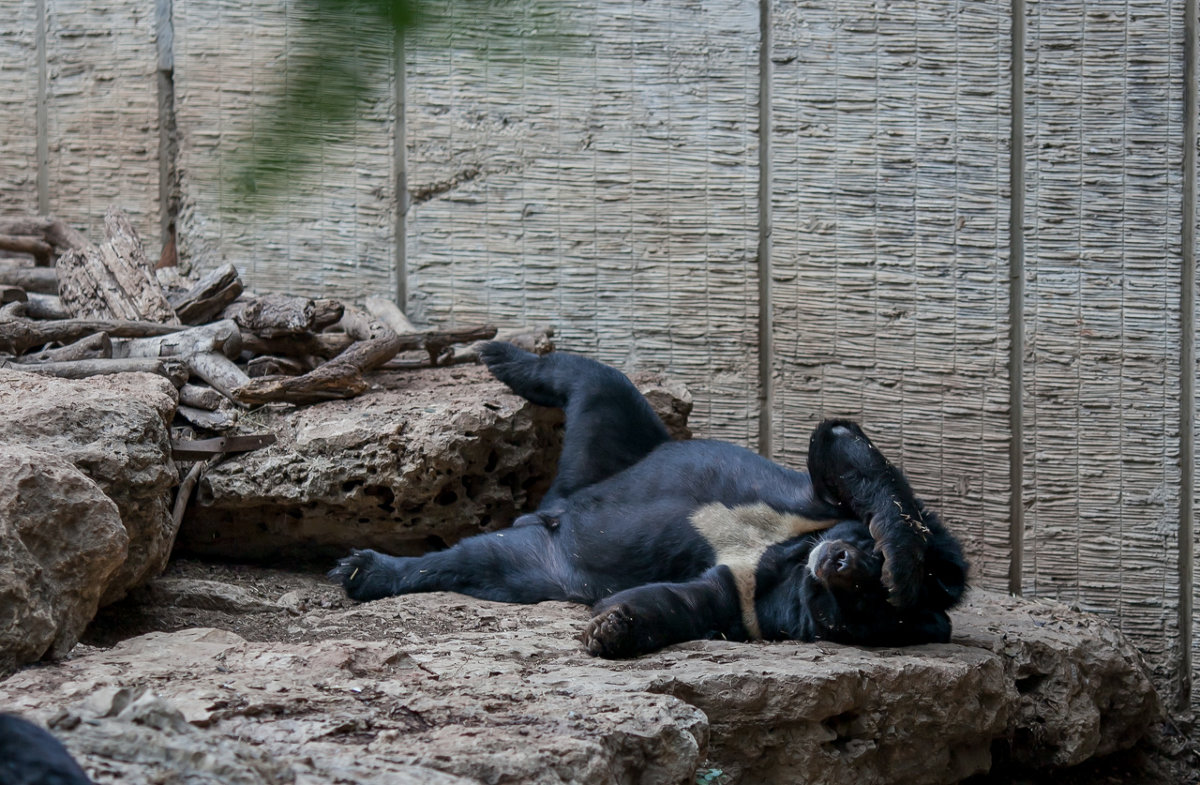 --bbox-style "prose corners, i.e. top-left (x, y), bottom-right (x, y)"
top-left (170, 263), bottom-right (244, 325)
top-left (0, 316), bottom-right (181, 354)
top-left (17, 332), bottom-right (112, 364)
top-left (55, 207), bottom-right (179, 324)
top-left (0, 262), bottom-right (58, 295)
top-left (0, 357), bottom-right (188, 385)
